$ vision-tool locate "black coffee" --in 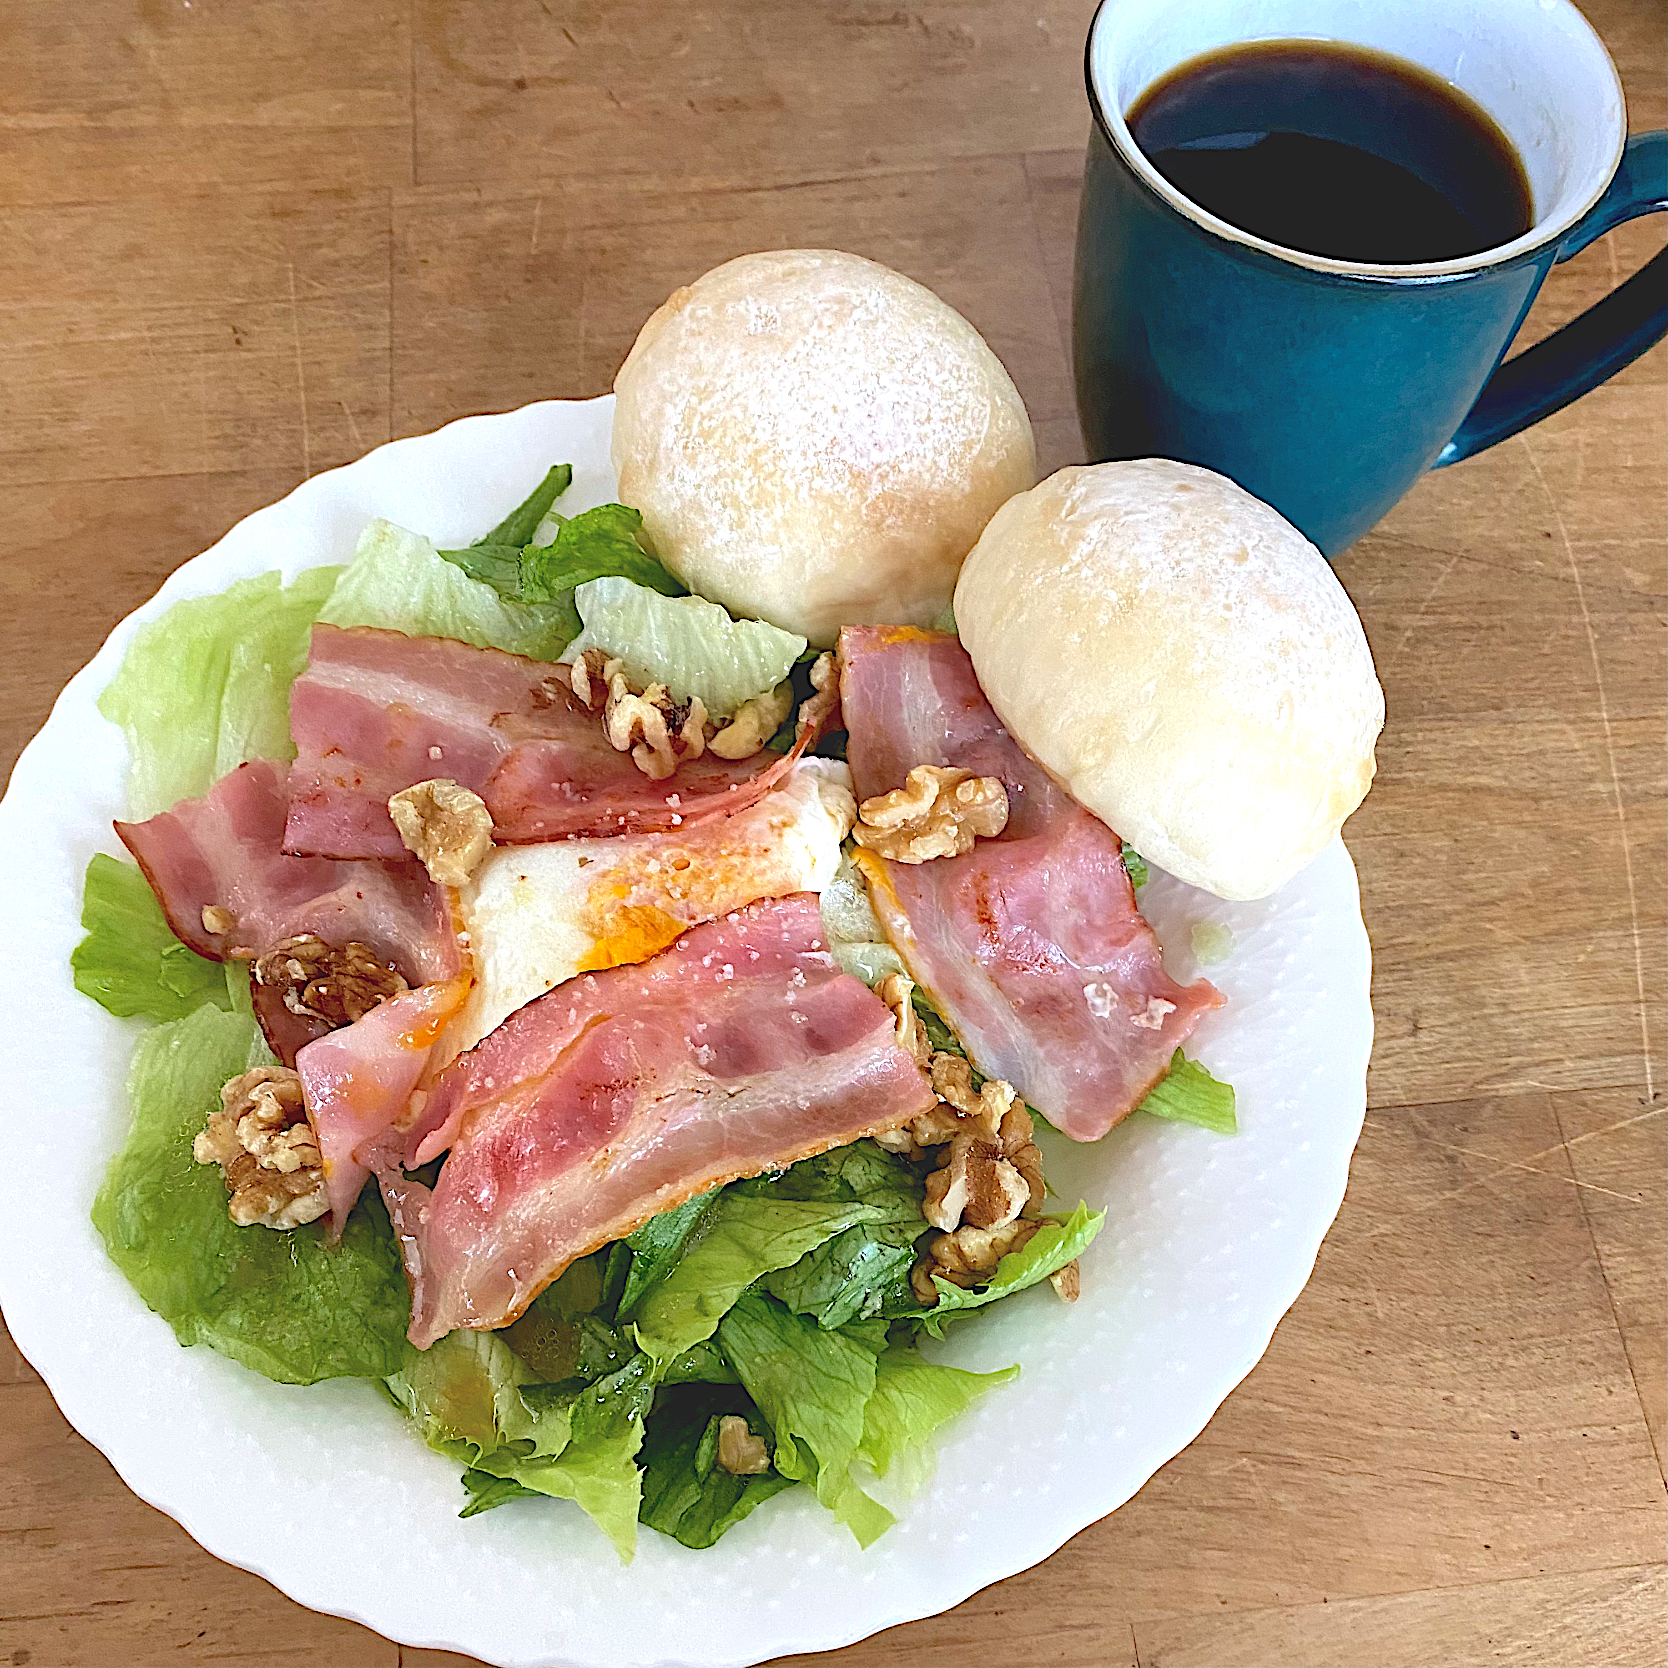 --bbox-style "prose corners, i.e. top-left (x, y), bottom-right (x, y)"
top-left (1127, 40), bottom-right (1533, 263)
